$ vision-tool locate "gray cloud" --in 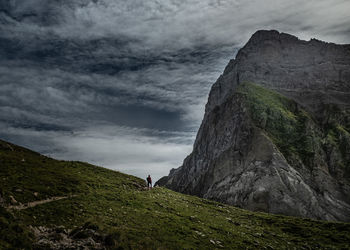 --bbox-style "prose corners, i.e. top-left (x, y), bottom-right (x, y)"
top-left (2, 0), bottom-right (350, 46)
top-left (0, 0), bottom-right (349, 180)
top-left (0, 123), bottom-right (194, 181)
